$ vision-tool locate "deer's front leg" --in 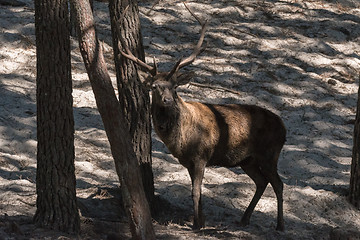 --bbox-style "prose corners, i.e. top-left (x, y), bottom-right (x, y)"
top-left (188, 162), bottom-right (206, 230)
